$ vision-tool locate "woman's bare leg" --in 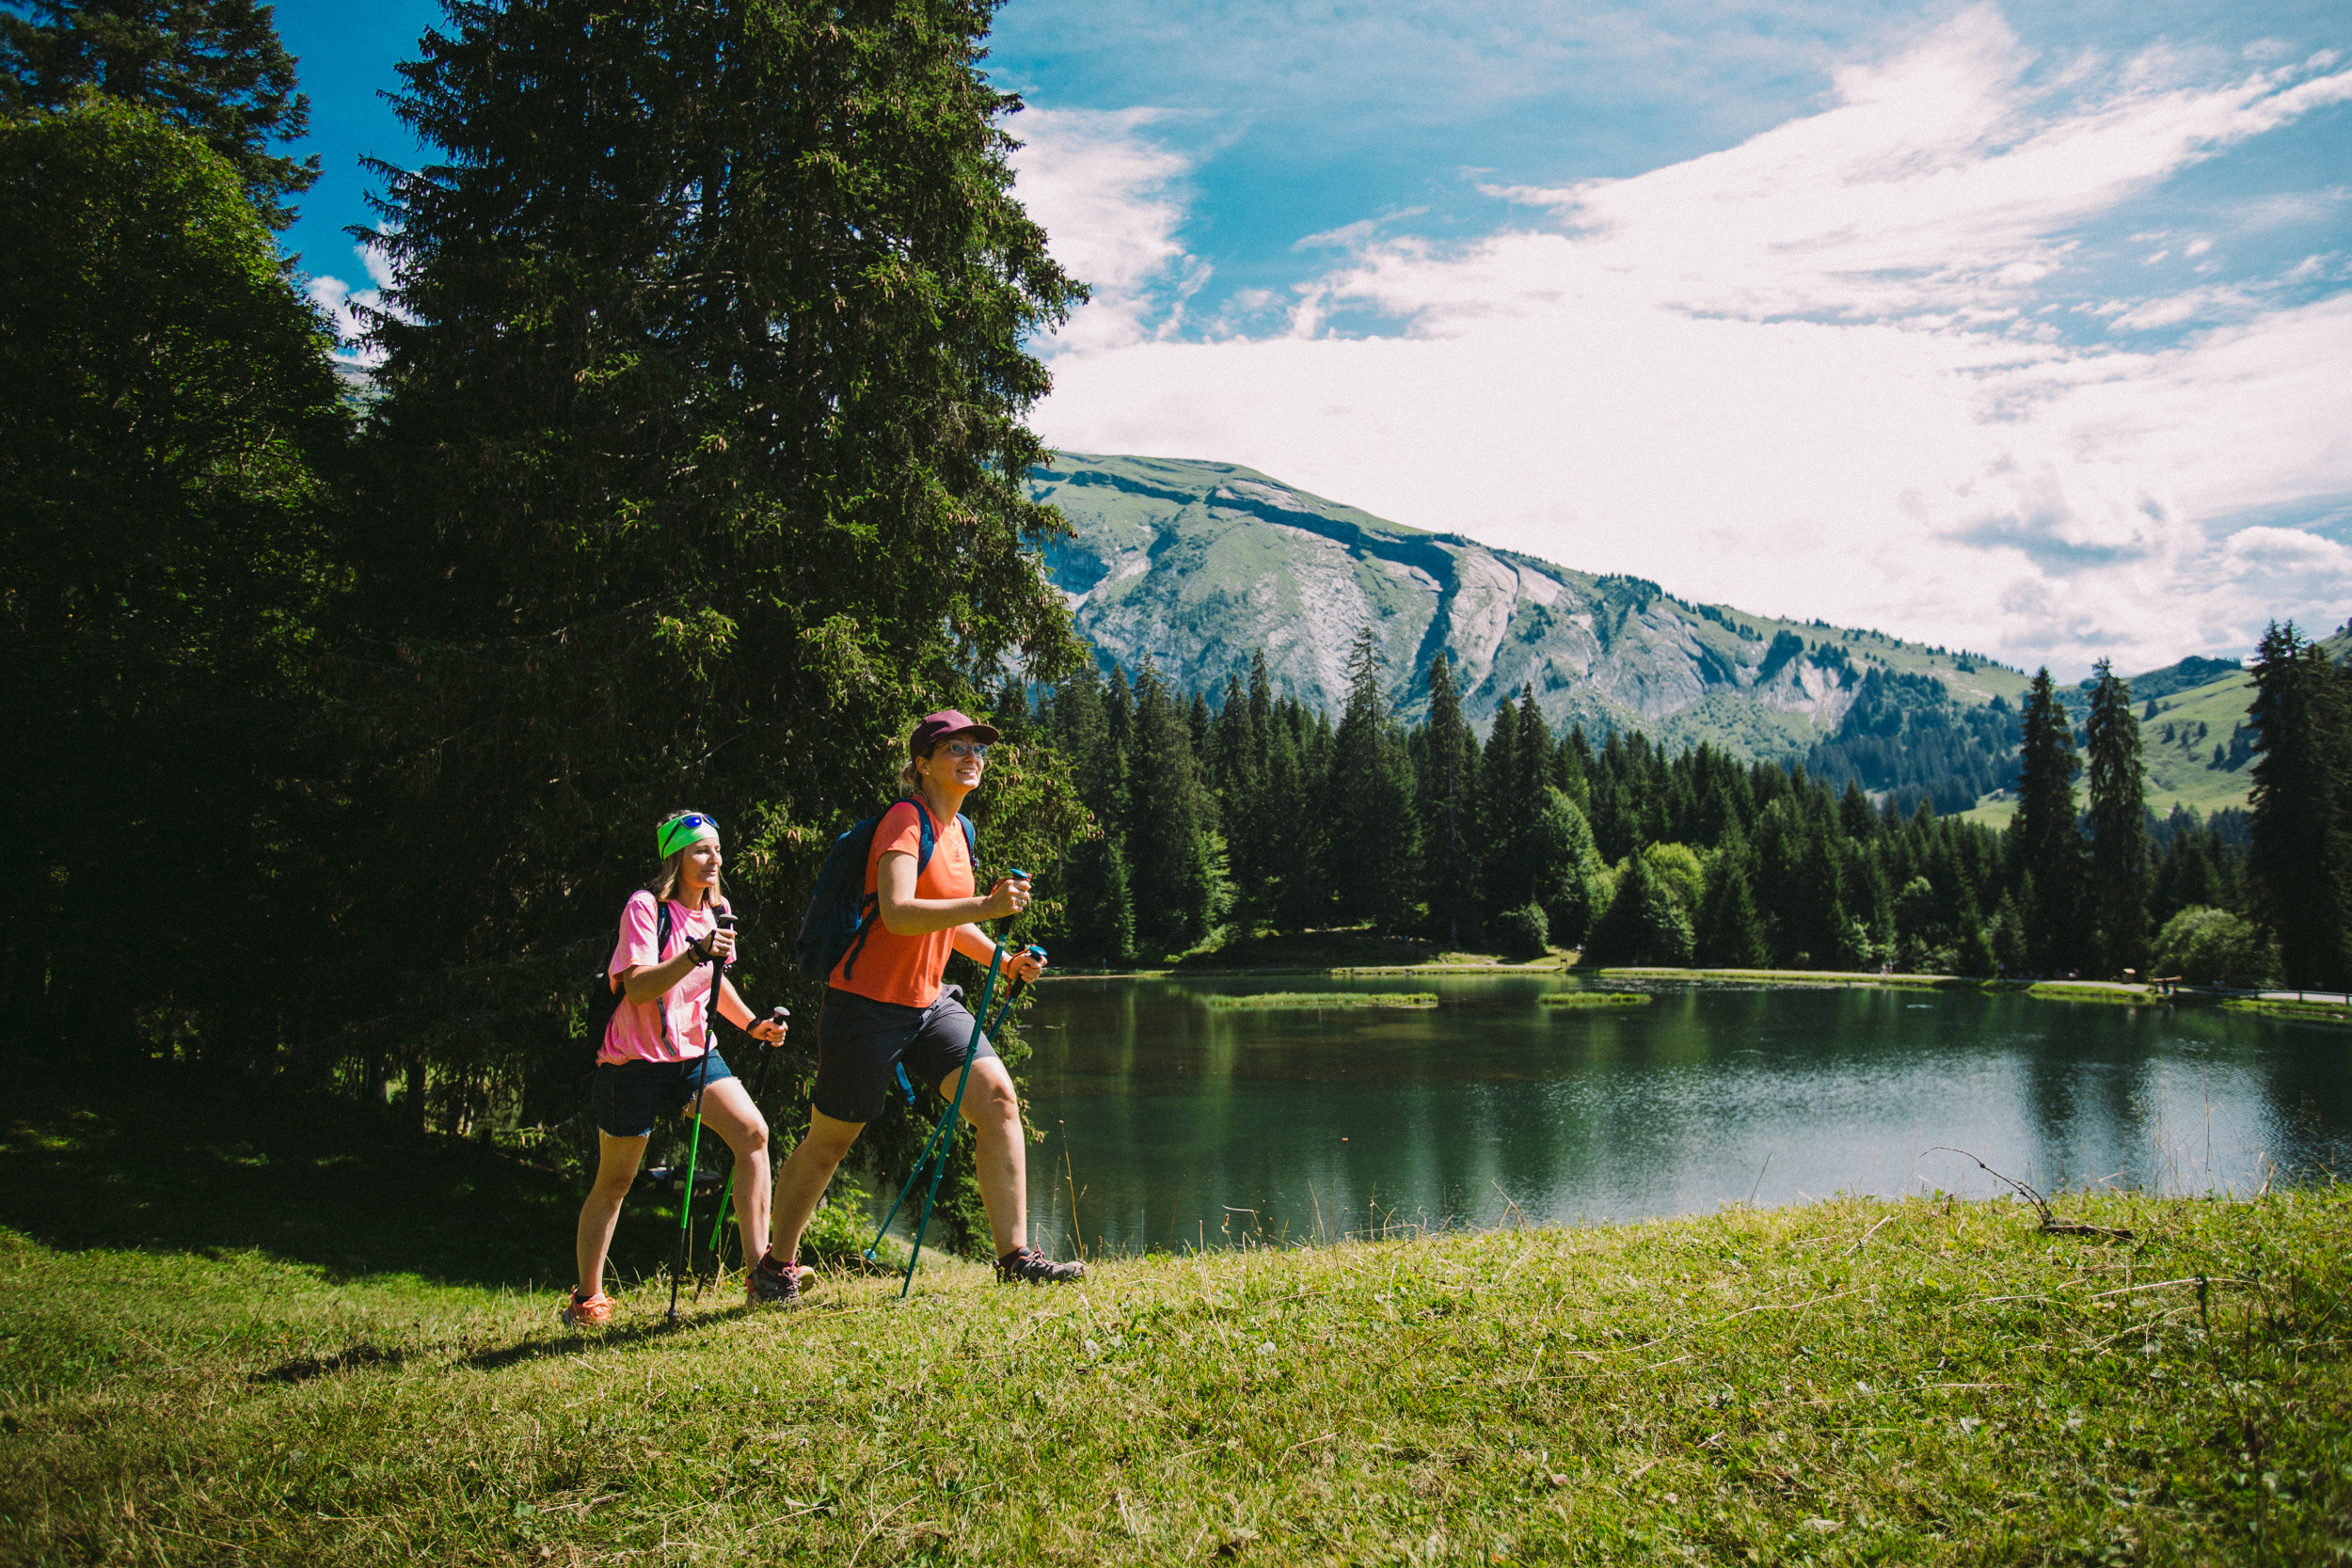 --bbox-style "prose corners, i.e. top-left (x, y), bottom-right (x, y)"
top-left (576, 1132), bottom-right (649, 1297)
top-left (768, 1108), bottom-right (865, 1263)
